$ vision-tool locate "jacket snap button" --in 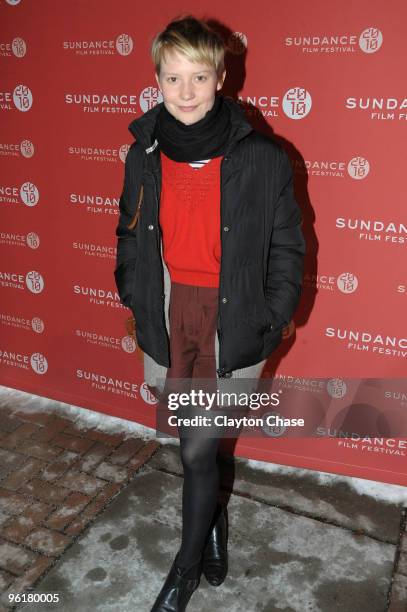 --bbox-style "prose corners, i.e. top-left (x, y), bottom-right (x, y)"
top-left (148, 224), bottom-right (154, 230)
top-left (223, 226), bottom-right (229, 232)
top-left (270, 324), bottom-right (273, 330)
top-left (222, 297), bottom-right (228, 303)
